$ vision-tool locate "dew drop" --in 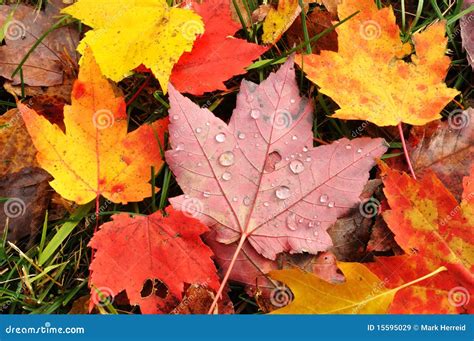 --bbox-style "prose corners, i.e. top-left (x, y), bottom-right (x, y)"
top-left (345, 144), bottom-right (352, 150)
top-left (243, 196), bottom-right (251, 206)
top-left (195, 127), bottom-right (202, 134)
top-left (238, 132), bottom-right (246, 140)
top-left (215, 133), bottom-right (226, 143)
top-left (176, 143), bottom-right (184, 151)
top-left (308, 222), bottom-right (314, 227)
top-left (289, 160), bottom-right (305, 174)
top-left (197, 162), bottom-right (202, 167)
top-left (316, 221), bottom-right (321, 226)
top-left (319, 194), bottom-right (328, 203)
top-left (222, 172), bottom-right (232, 181)
top-left (357, 148), bottom-right (363, 154)
top-left (298, 218), bottom-right (304, 223)
top-left (286, 214), bottom-right (298, 231)
top-left (292, 135), bottom-right (297, 141)
top-left (218, 151), bottom-right (235, 167)
top-left (303, 146), bottom-right (308, 152)
top-left (313, 230), bottom-right (319, 236)
top-left (290, 98), bottom-right (296, 104)
top-left (254, 133), bottom-right (259, 138)
top-left (250, 109), bottom-right (260, 119)
top-left (365, 153), bottom-right (371, 157)
top-left (203, 191), bottom-right (210, 198)
top-left (275, 186), bottom-right (291, 200)
top-left (172, 115), bottom-right (179, 121)
top-left (305, 157), bottom-right (312, 162)
top-left (232, 196), bottom-right (238, 202)
top-left (328, 201), bottom-right (335, 208)
top-left (263, 202), bottom-right (270, 207)
top-left (184, 195), bottom-right (190, 199)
